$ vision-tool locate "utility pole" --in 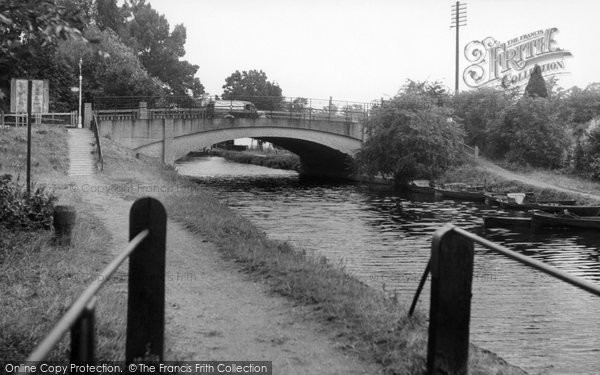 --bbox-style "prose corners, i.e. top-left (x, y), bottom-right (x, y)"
top-left (451, 2), bottom-right (467, 95)
top-left (78, 57), bottom-right (83, 128)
